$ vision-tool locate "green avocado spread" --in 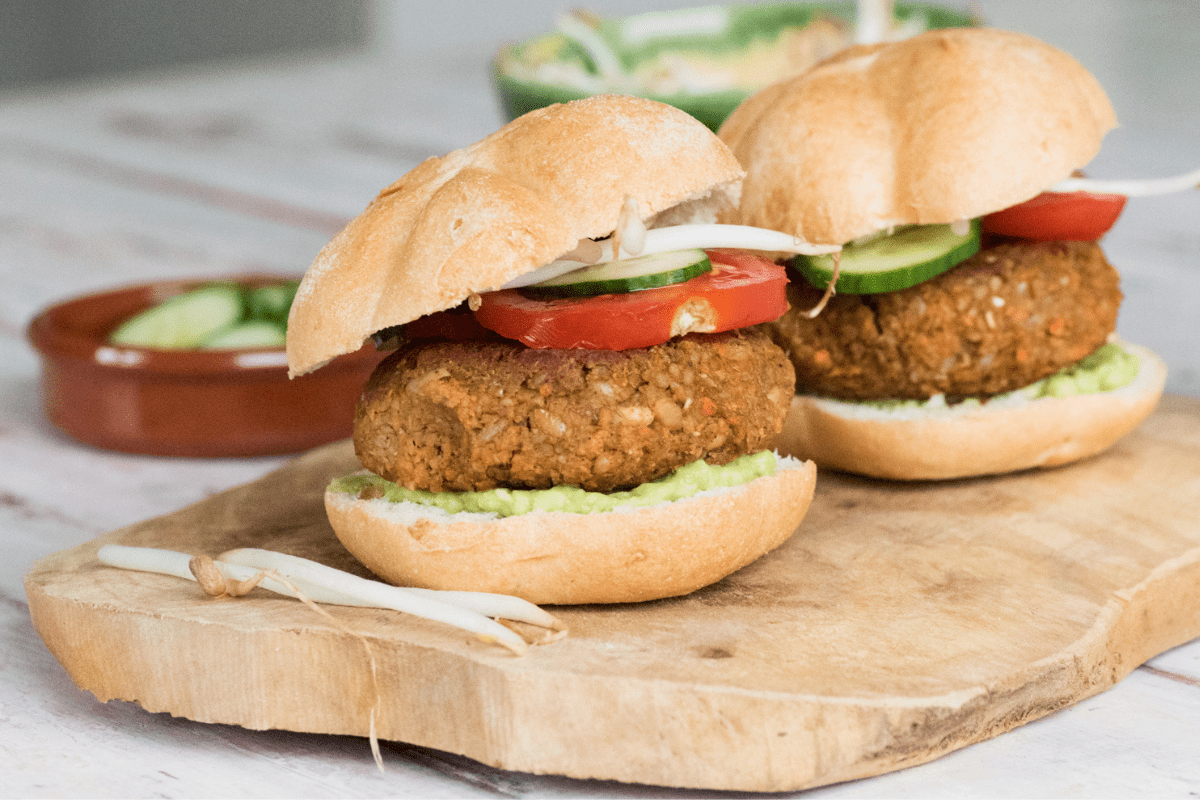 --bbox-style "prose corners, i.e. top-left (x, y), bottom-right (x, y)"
top-left (863, 342), bottom-right (1140, 411)
top-left (329, 449), bottom-right (777, 518)
top-left (1035, 342), bottom-right (1140, 398)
